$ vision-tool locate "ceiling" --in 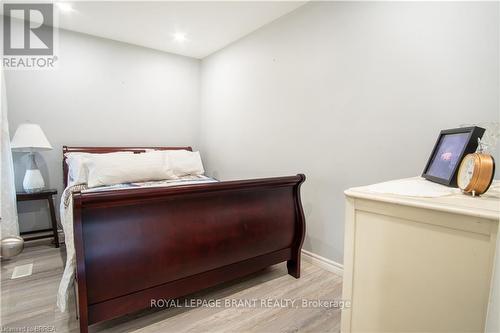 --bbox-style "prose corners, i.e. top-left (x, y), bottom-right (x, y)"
top-left (20, 1), bottom-right (306, 59)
